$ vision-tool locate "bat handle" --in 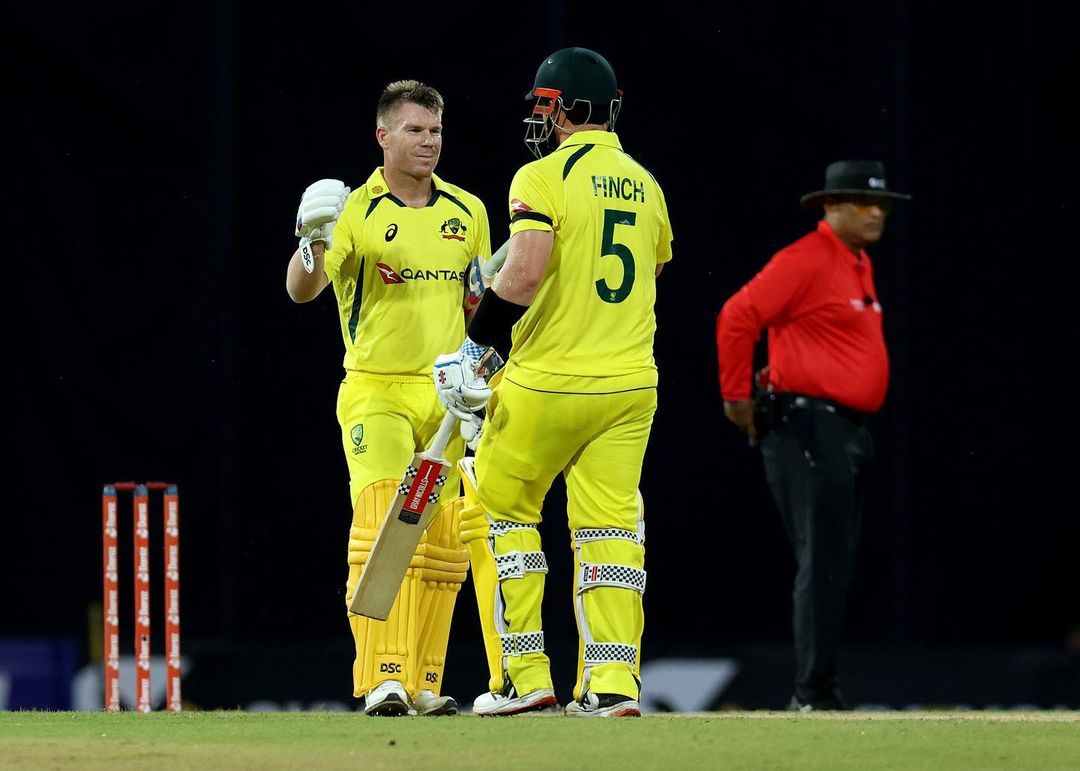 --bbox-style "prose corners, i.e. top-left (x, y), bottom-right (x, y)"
top-left (481, 238), bottom-right (510, 281)
top-left (424, 411), bottom-right (459, 463)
